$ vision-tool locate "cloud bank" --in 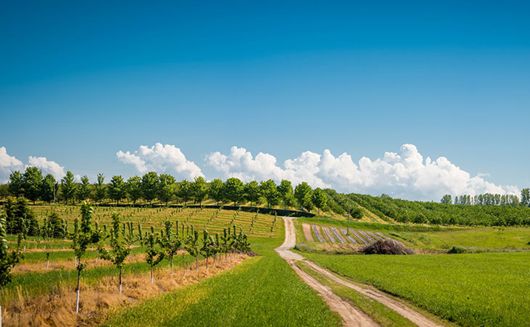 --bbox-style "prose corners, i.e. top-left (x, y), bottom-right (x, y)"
top-left (205, 144), bottom-right (519, 201)
top-left (2, 143), bottom-right (518, 201)
top-left (117, 143), bottom-right (203, 179)
top-left (0, 147), bottom-right (66, 182)
top-left (27, 156), bottom-right (66, 180)
top-left (0, 147), bottom-right (24, 182)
